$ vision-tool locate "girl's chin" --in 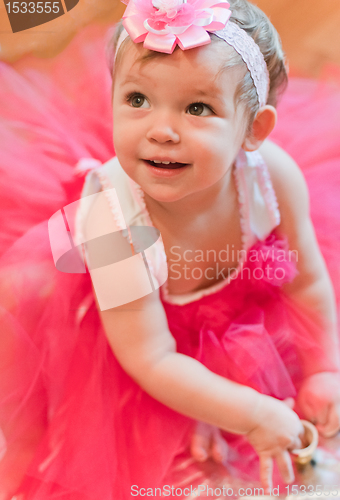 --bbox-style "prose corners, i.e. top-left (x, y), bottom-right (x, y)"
top-left (141, 184), bottom-right (191, 204)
